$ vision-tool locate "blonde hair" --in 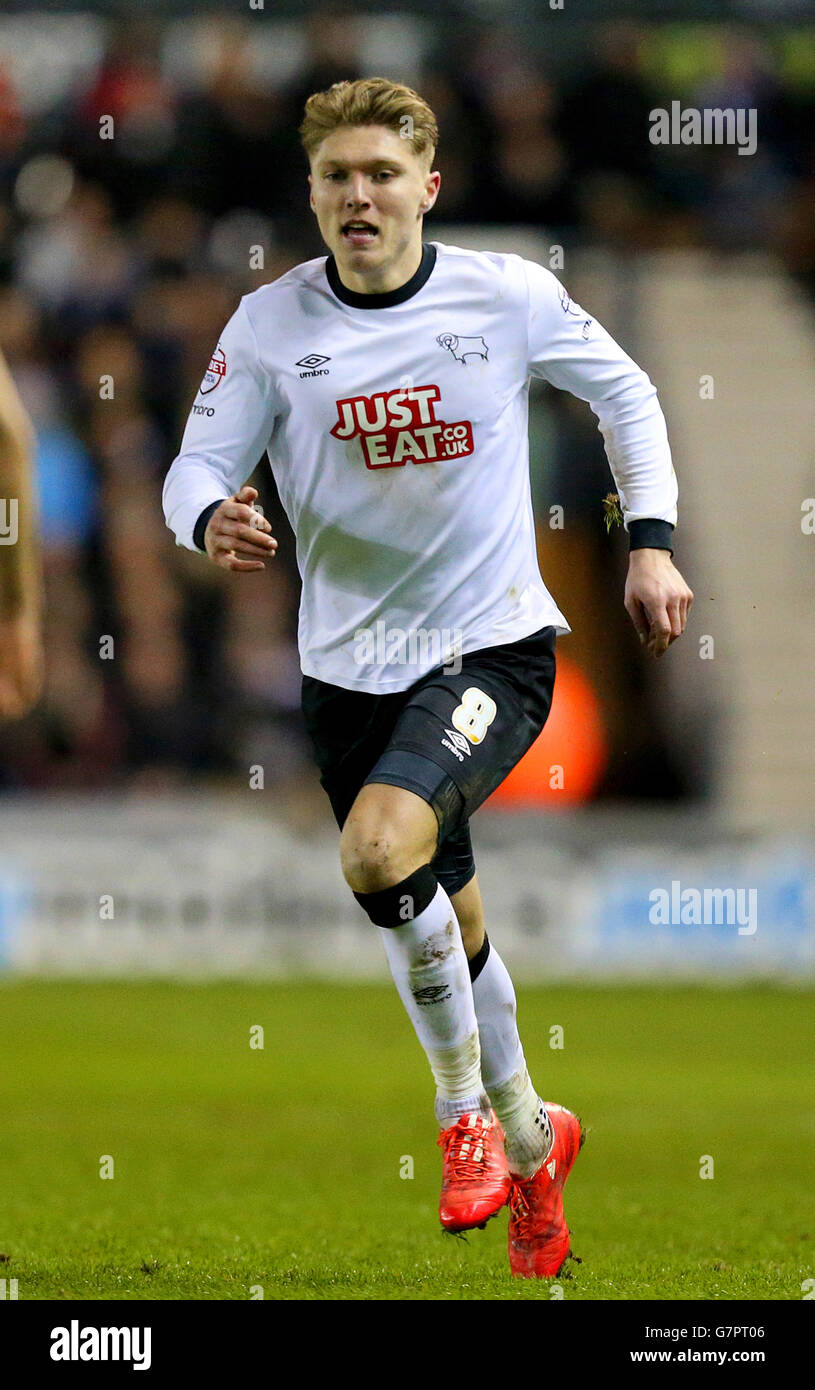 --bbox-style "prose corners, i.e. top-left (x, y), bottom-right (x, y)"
top-left (300, 77), bottom-right (438, 170)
